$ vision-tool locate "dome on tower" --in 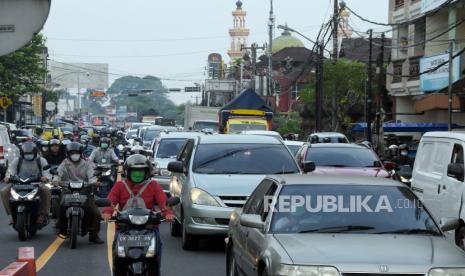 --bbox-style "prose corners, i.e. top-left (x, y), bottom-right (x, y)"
top-left (272, 28), bottom-right (305, 53)
top-left (236, 0), bottom-right (243, 9)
